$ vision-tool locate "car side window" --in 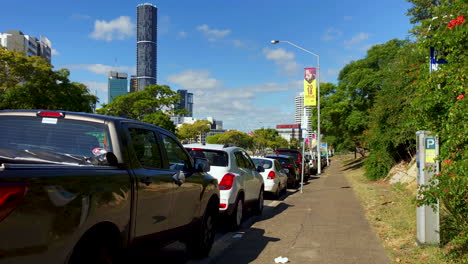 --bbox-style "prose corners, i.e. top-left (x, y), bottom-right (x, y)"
top-left (275, 160), bottom-right (282, 171)
top-left (241, 151), bottom-right (255, 169)
top-left (128, 127), bottom-right (162, 168)
top-left (234, 151), bottom-right (246, 169)
top-left (161, 134), bottom-right (191, 171)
